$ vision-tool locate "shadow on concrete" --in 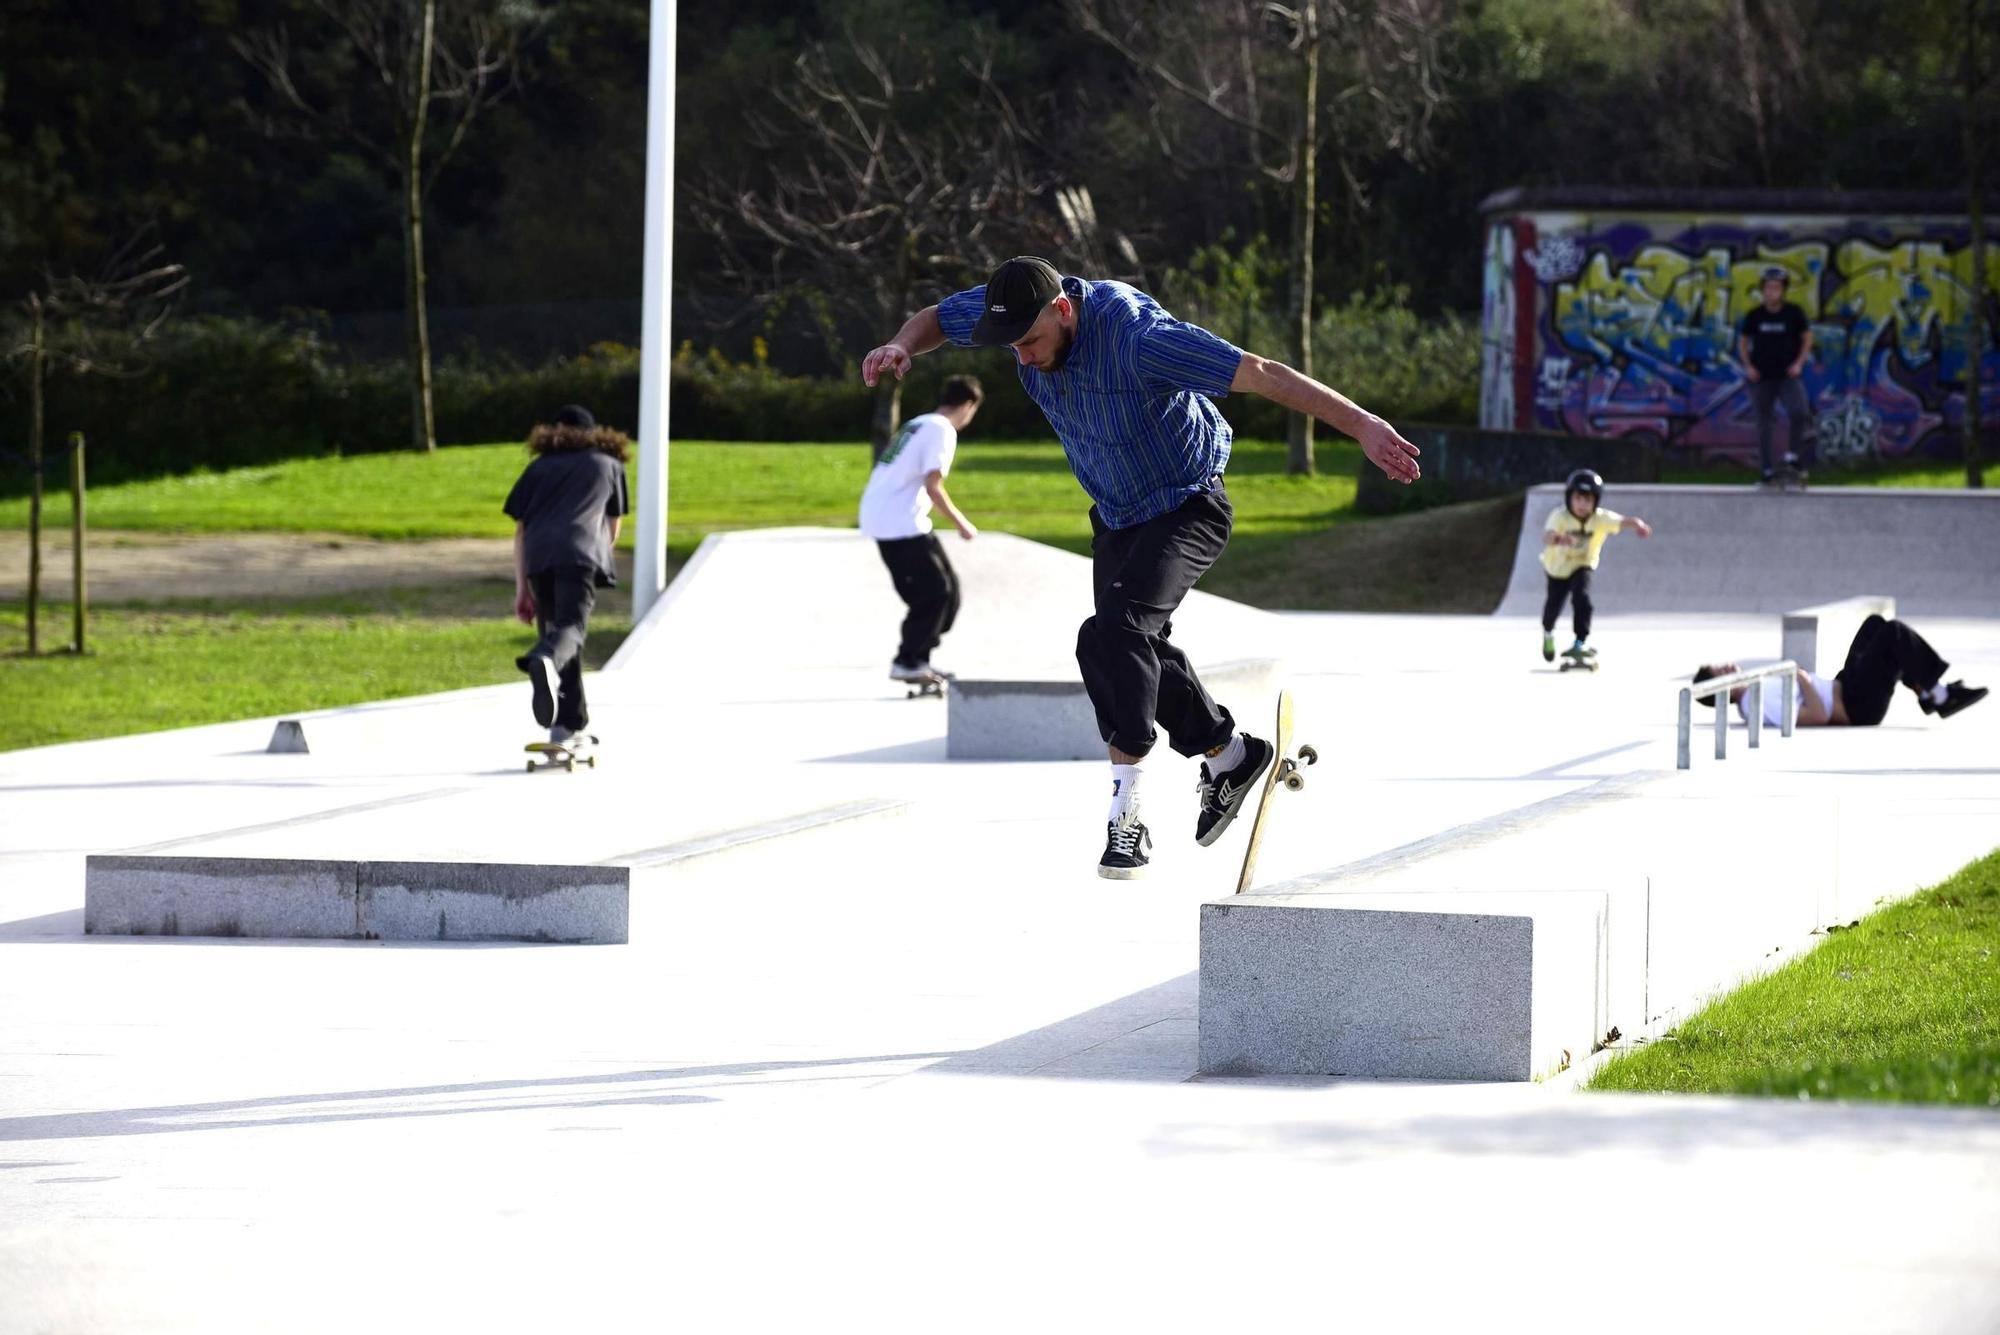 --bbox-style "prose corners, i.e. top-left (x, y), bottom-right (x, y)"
top-left (810, 738), bottom-right (950, 765)
top-left (0, 1053), bottom-right (961, 1142)
top-left (0, 908), bottom-right (84, 940)
top-left (922, 974), bottom-right (1200, 1084)
top-left (1139, 1092), bottom-right (2000, 1162)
